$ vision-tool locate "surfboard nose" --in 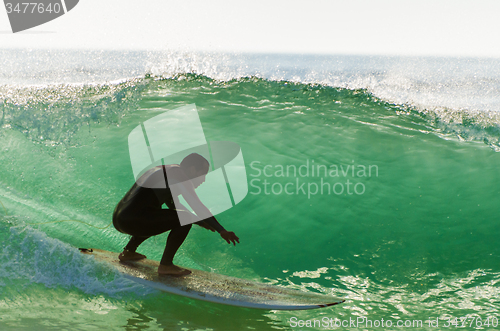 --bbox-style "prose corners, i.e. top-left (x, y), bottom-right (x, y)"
top-left (5, 0), bottom-right (80, 33)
